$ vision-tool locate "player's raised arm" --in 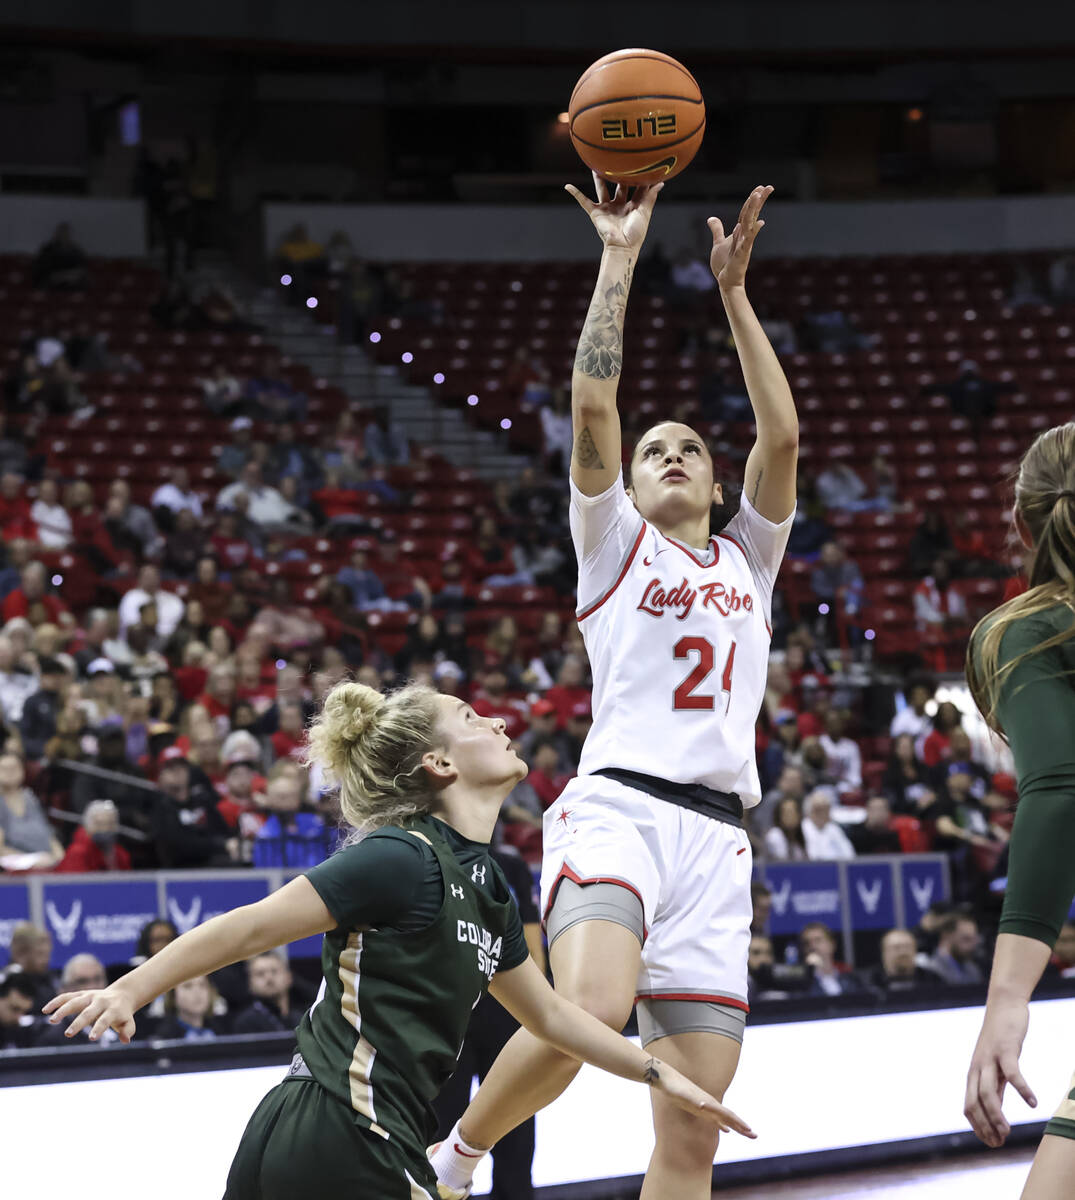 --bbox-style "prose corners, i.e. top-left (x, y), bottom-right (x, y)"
top-left (709, 185), bottom-right (799, 523)
top-left (566, 174), bottom-right (662, 496)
